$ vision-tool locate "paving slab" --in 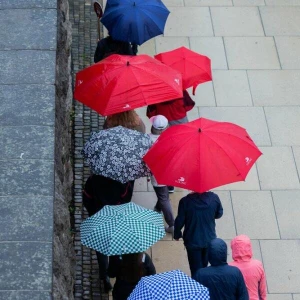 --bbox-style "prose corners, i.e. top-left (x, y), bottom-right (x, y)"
top-left (267, 295), bottom-right (293, 300)
top-left (0, 85), bottom-right (55, 126)
top-left (0, 0), bottom-right (56, 8)
top-left (199, 106), bottom-right (271, 146)
top-left (184, 0), bottom-right (233, 6)
top-left (272, 191), bottom-right (300, 239)
top-left (131, 191), bottom-right (157, 210)
top-left (256, 147), bottom-right (300, 190)
top-left (164, 7), bottom-right (213, 37)
top-left (133, 177), bottom-right (148, 192)
top-left (292, 146), bottom-right (300, 176)
top-left (0, 126), bottom-right (54, 160)
top-left (265, 0), bottom-right (300, 5)
top-left (0, 160), bottom-right (54, 196)
top-left (233, 0), bottom-right (265, 5)
top-left (163, 0), bottom-right (184, 6)
top-left (0, 291), bottom-right (51, 300)
top-left (293, 295), bottom-right (300, 300)
top-left (248, 71), bottom-right (300, 106)
top-left (0, 9), bottom-right (57, 50)
top-left (0, 242), bottom-right (52, 290)
top-left (211, 7), bottom-right (264, 36)
top-left (155, 36), bottom-right (190, 54)
top-left (187, 82), bottom-right (216, 107)
top-left (260, 7), bottom-right (300, 36)
top-left (260, 240), bottom-right (300, 293)
top-left (212, 70), bottom-right (252, 106)
top-left (265, 107), bottom-right (300, 146)
top-left (0, 51), bottom-right (56, 84)
top-left (224, 37), bottom-right (281, 69)
top-left (275, 37), bottom-right (300, 69)
top-left (138, 38), bottom-right (156, 56)
top-left (0, 196), bottom-right (53, 241)
top-left (190, 37), bottom-right (228, 69)
top-left (231, 191), bottom-right (280, 239)
top-left (187, 106), bottom-right (200, 121)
